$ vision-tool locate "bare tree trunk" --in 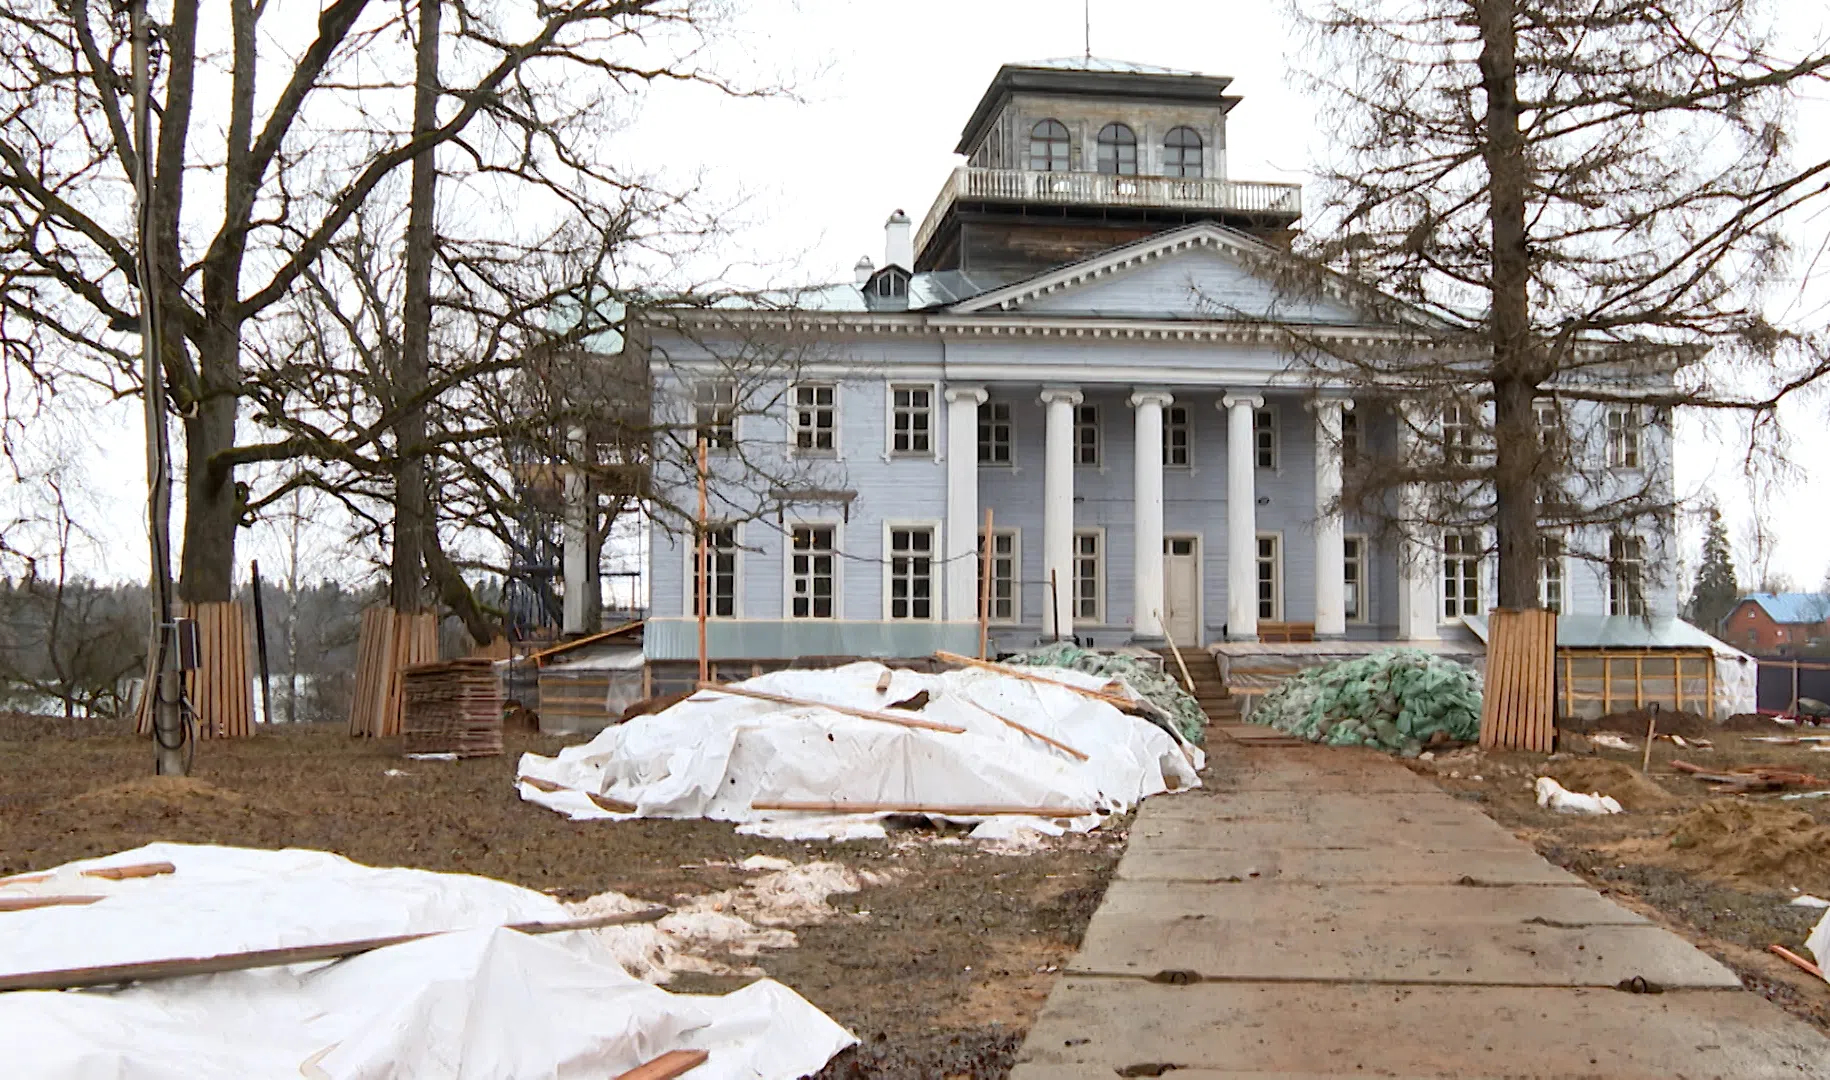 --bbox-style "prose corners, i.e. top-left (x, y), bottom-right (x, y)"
top-left (1477, 0), bottom-right (1541, 610)
top-left (391, 0), bottom-right (439, 614)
